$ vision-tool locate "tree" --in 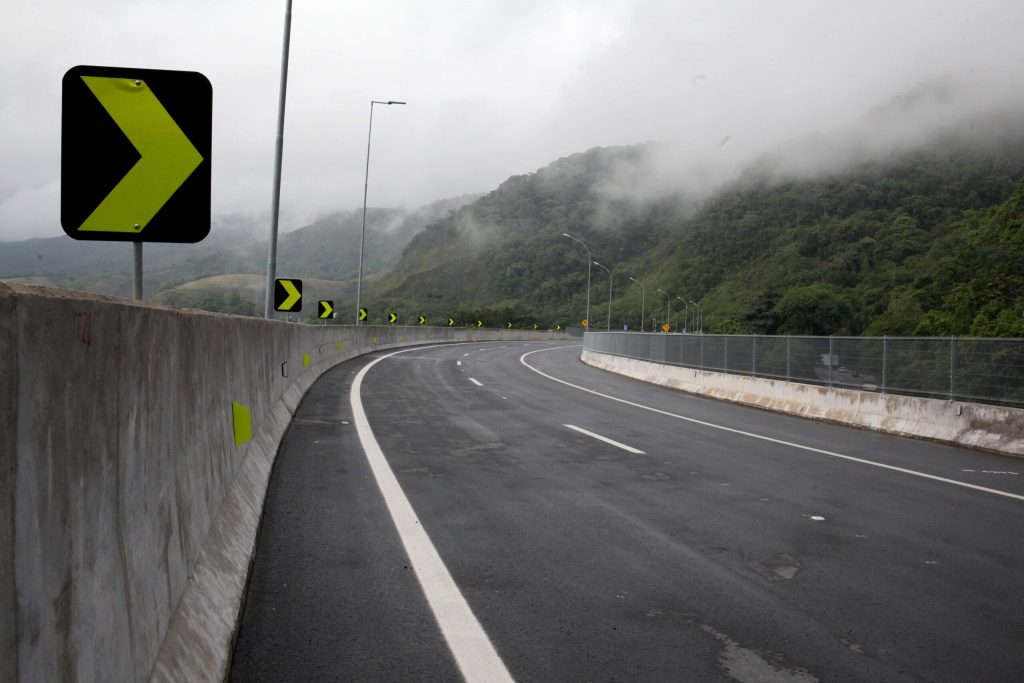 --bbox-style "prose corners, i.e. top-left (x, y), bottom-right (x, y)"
top-left (774, 284), bottom-right (852, 335)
